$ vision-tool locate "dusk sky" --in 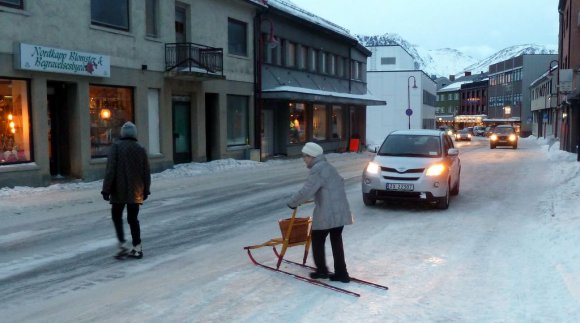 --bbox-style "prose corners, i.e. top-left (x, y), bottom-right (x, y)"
top-left (288, 0), bottom-right (559, 59)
